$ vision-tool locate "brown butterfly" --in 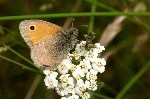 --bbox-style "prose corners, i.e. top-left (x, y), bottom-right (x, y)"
top-left (19, 20), bottom-right (78, 69)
